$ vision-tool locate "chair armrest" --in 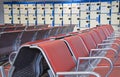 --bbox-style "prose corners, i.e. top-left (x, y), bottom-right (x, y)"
top-left (97, 43), bottom-right (119, 48)
top-left (56, 71), bottom-right (100, 77)
top-left (0, 66), bottom-right (6, 77)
